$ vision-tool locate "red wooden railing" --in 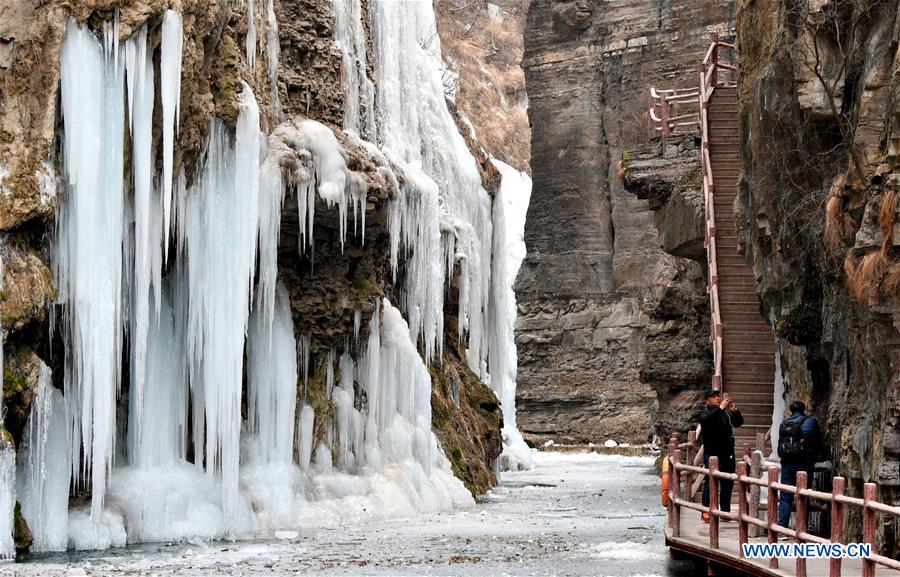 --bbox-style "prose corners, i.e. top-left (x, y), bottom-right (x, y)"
top-left (650, 33), bottom-right (736, 390)
top-left (667, 435), bottom-right (900, 577)
top-left (699, 33), bottom-right (735, 390)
